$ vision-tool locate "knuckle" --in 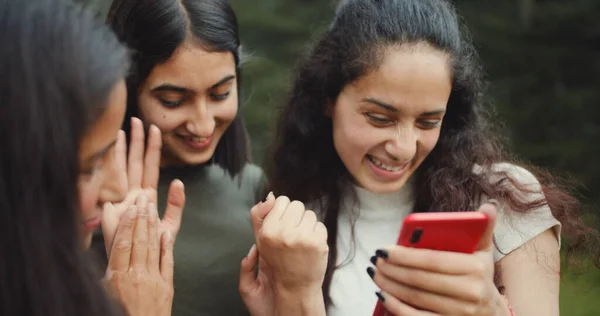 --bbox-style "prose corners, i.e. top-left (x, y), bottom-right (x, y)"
top-left (281, 234), bottom-right (298, 248)
top-left (276, 195), bottom-right (290, 205)
top-left (259, 227), bottom-right (278, 244)
top-left (114, 239), bottom-right (132, 252)
top-left (472, 261), bottom-right (486, 276)
top-left (316, 222), bottom-right (328, 238)
top-left (461, 303), bottom-right (478, 316)
top-left (402, 285), bottom-right (422, 306)
top-left (134, 236), bottom-right (148, 245)
top-left (288, 200), bottom-right (305, 211)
